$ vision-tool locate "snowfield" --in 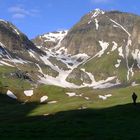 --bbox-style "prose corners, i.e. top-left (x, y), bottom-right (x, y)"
top-left (99, 94), bottom-right (112, 100)
top-left (66, 92), bottom-right (76, 97)
top-left (7, 90), bottom-right (17, 99)
top-left (40, 96), bottom-right (48, 103)
top-left (24, 90), bottom-right (34, 97)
